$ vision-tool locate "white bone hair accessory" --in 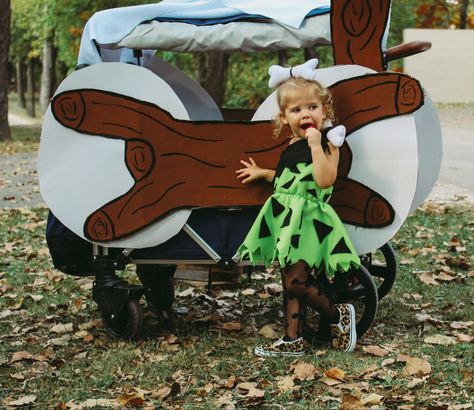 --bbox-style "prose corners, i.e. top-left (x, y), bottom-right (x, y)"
top-left (326, 125), bottom-right (346, 147)
top-left (268, 58), bottom-right (319, 88)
